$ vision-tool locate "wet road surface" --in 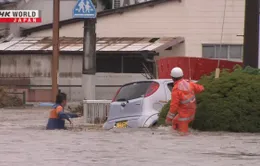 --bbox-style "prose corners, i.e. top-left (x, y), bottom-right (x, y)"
top-left (0, 108), bottom-right (260, 166)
